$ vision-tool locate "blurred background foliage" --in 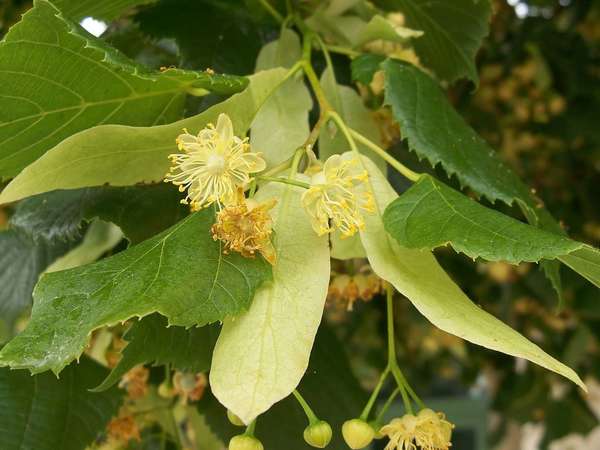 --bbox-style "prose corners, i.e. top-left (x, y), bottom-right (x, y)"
top-left (0, 0), bottom-right (599, 449)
